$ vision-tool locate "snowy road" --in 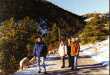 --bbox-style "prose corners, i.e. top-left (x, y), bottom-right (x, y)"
top-left (14, 54), bottom-right (109, 75)
top-left (14, 38), bottom-right (109, 75)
